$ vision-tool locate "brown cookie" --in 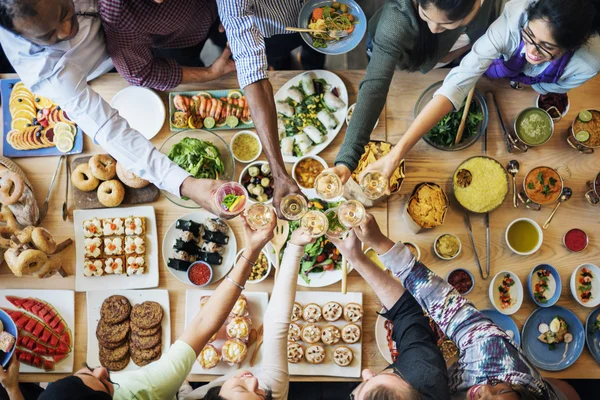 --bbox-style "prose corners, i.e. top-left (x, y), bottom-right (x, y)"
top-left (130, 342), bottom-right (162, 361)
top-left (100, 354), bottom-right (130, 371)
top-left (131, 323), bottom-right (161, 337)
top-left (96, 318), bottom-right (130, 344)
top-left (131, 351), bottom-right (160, 367)
top-left (130, 329), bottom-right (162, 350)
top-left (100, 295), bottom-right (132, 325)
top-left (130, 301), bottom-right (163, 330)
top-left (98, 337), bottom-right (127, 350)
top-left (99, 341), bottom-right (129, 362)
